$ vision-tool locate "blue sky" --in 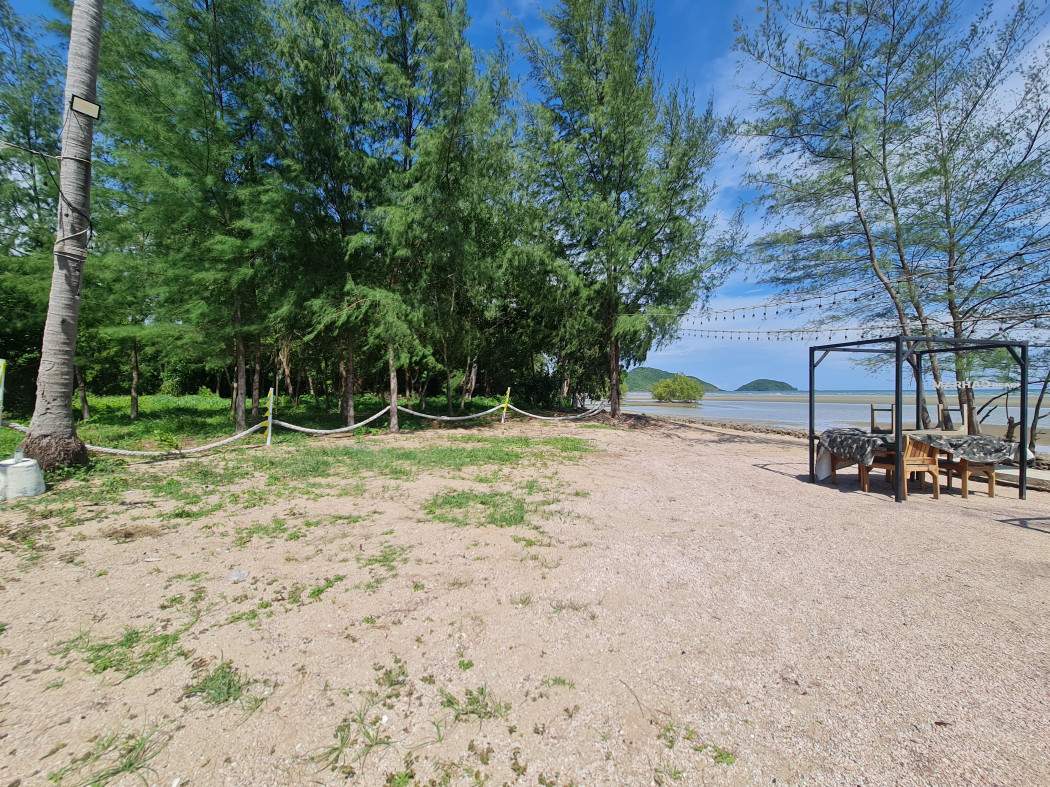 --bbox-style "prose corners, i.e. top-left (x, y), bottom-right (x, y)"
top-left (16, 0), bottom-right (1002, 390)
